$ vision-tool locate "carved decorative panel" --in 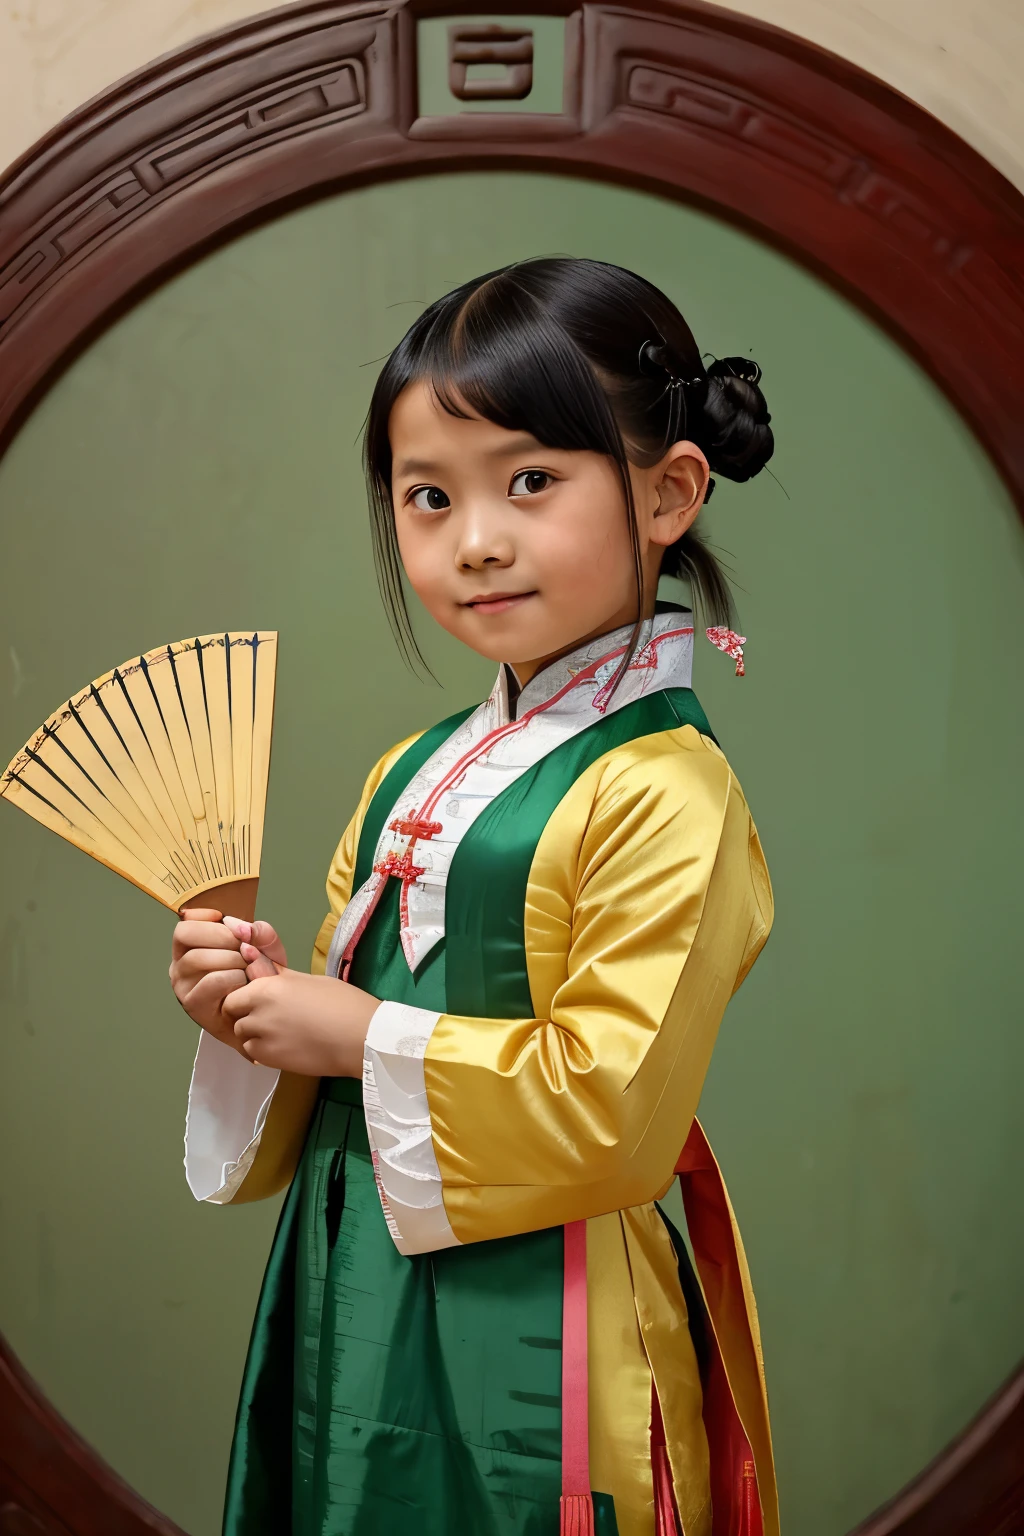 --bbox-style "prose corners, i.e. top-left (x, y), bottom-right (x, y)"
top-left (0, 0), bottom-right (1020, 506)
